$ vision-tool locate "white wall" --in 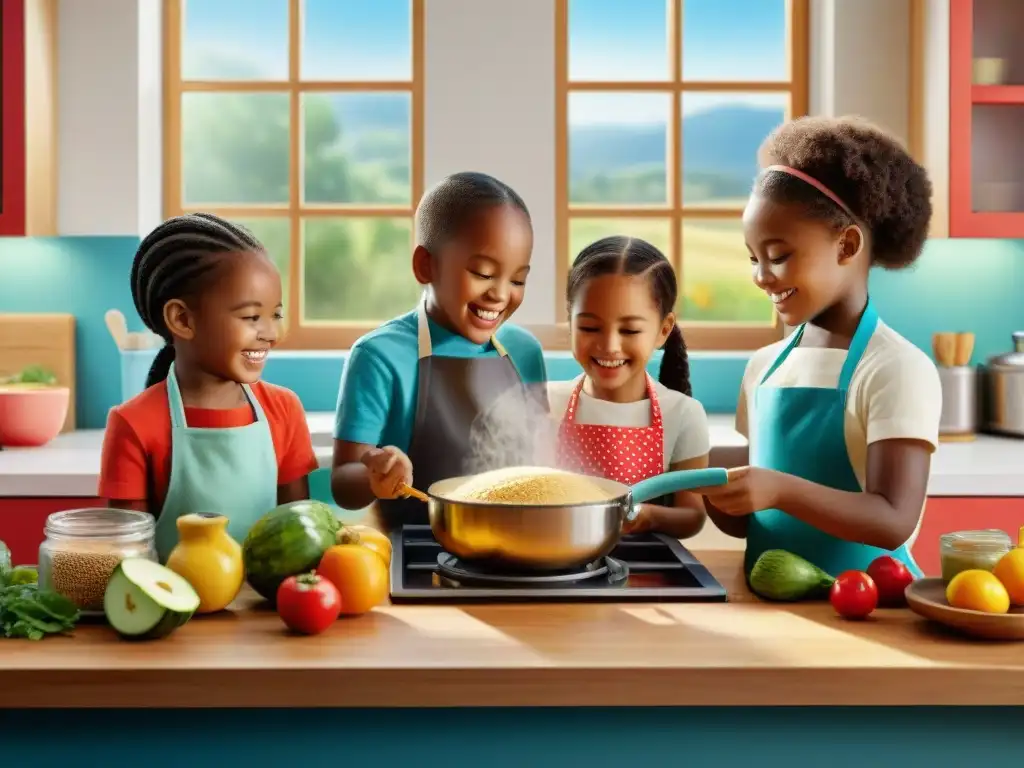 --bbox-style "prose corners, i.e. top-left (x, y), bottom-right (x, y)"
top-left (57, 0), bottom-right (161, 235)
top-left (55, 0), bottom-right (911, 324)
top-left (424, 0), bottom-right (556, 323)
